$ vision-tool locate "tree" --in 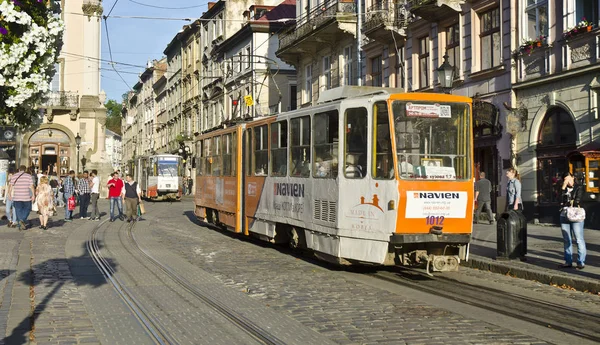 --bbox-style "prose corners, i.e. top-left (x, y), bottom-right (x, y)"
top-left (104, 99), bottom-right (122, 135)
top-left (0, 0), bottom-right (64, 127)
